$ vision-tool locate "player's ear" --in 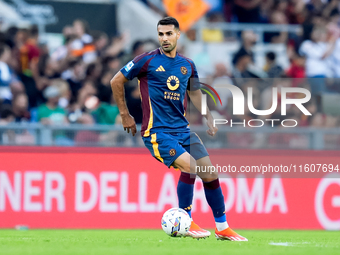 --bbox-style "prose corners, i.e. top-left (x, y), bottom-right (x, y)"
top-left (177, 30), bottom-right (181, 40)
